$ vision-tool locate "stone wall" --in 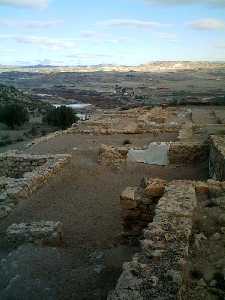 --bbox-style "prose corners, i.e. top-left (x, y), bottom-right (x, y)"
top-left (0, 151), bottom-right (71, 220)
top-left (120, 178), bottom-right (166, 237)
top-left (168, 142), bottom-right (209, 164)
top-left (98, 141), bottom-right (209, 167)
top-left (108, 181), bottom-right (197, 300)
top-left (209, 135), bottom-right (225, 181)
top-left (0, 152), bottom-right (48, 178)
